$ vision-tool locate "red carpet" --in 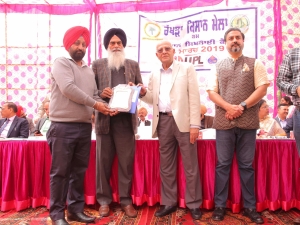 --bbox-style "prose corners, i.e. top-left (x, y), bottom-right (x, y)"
top-left (1, 203), bottom-right (300, 224)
